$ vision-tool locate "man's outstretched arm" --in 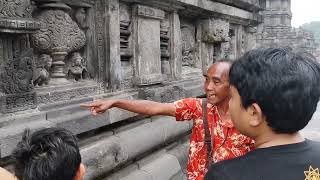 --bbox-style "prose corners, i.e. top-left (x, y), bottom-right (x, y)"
top-left (81, 99), bottom-right (176, 117)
